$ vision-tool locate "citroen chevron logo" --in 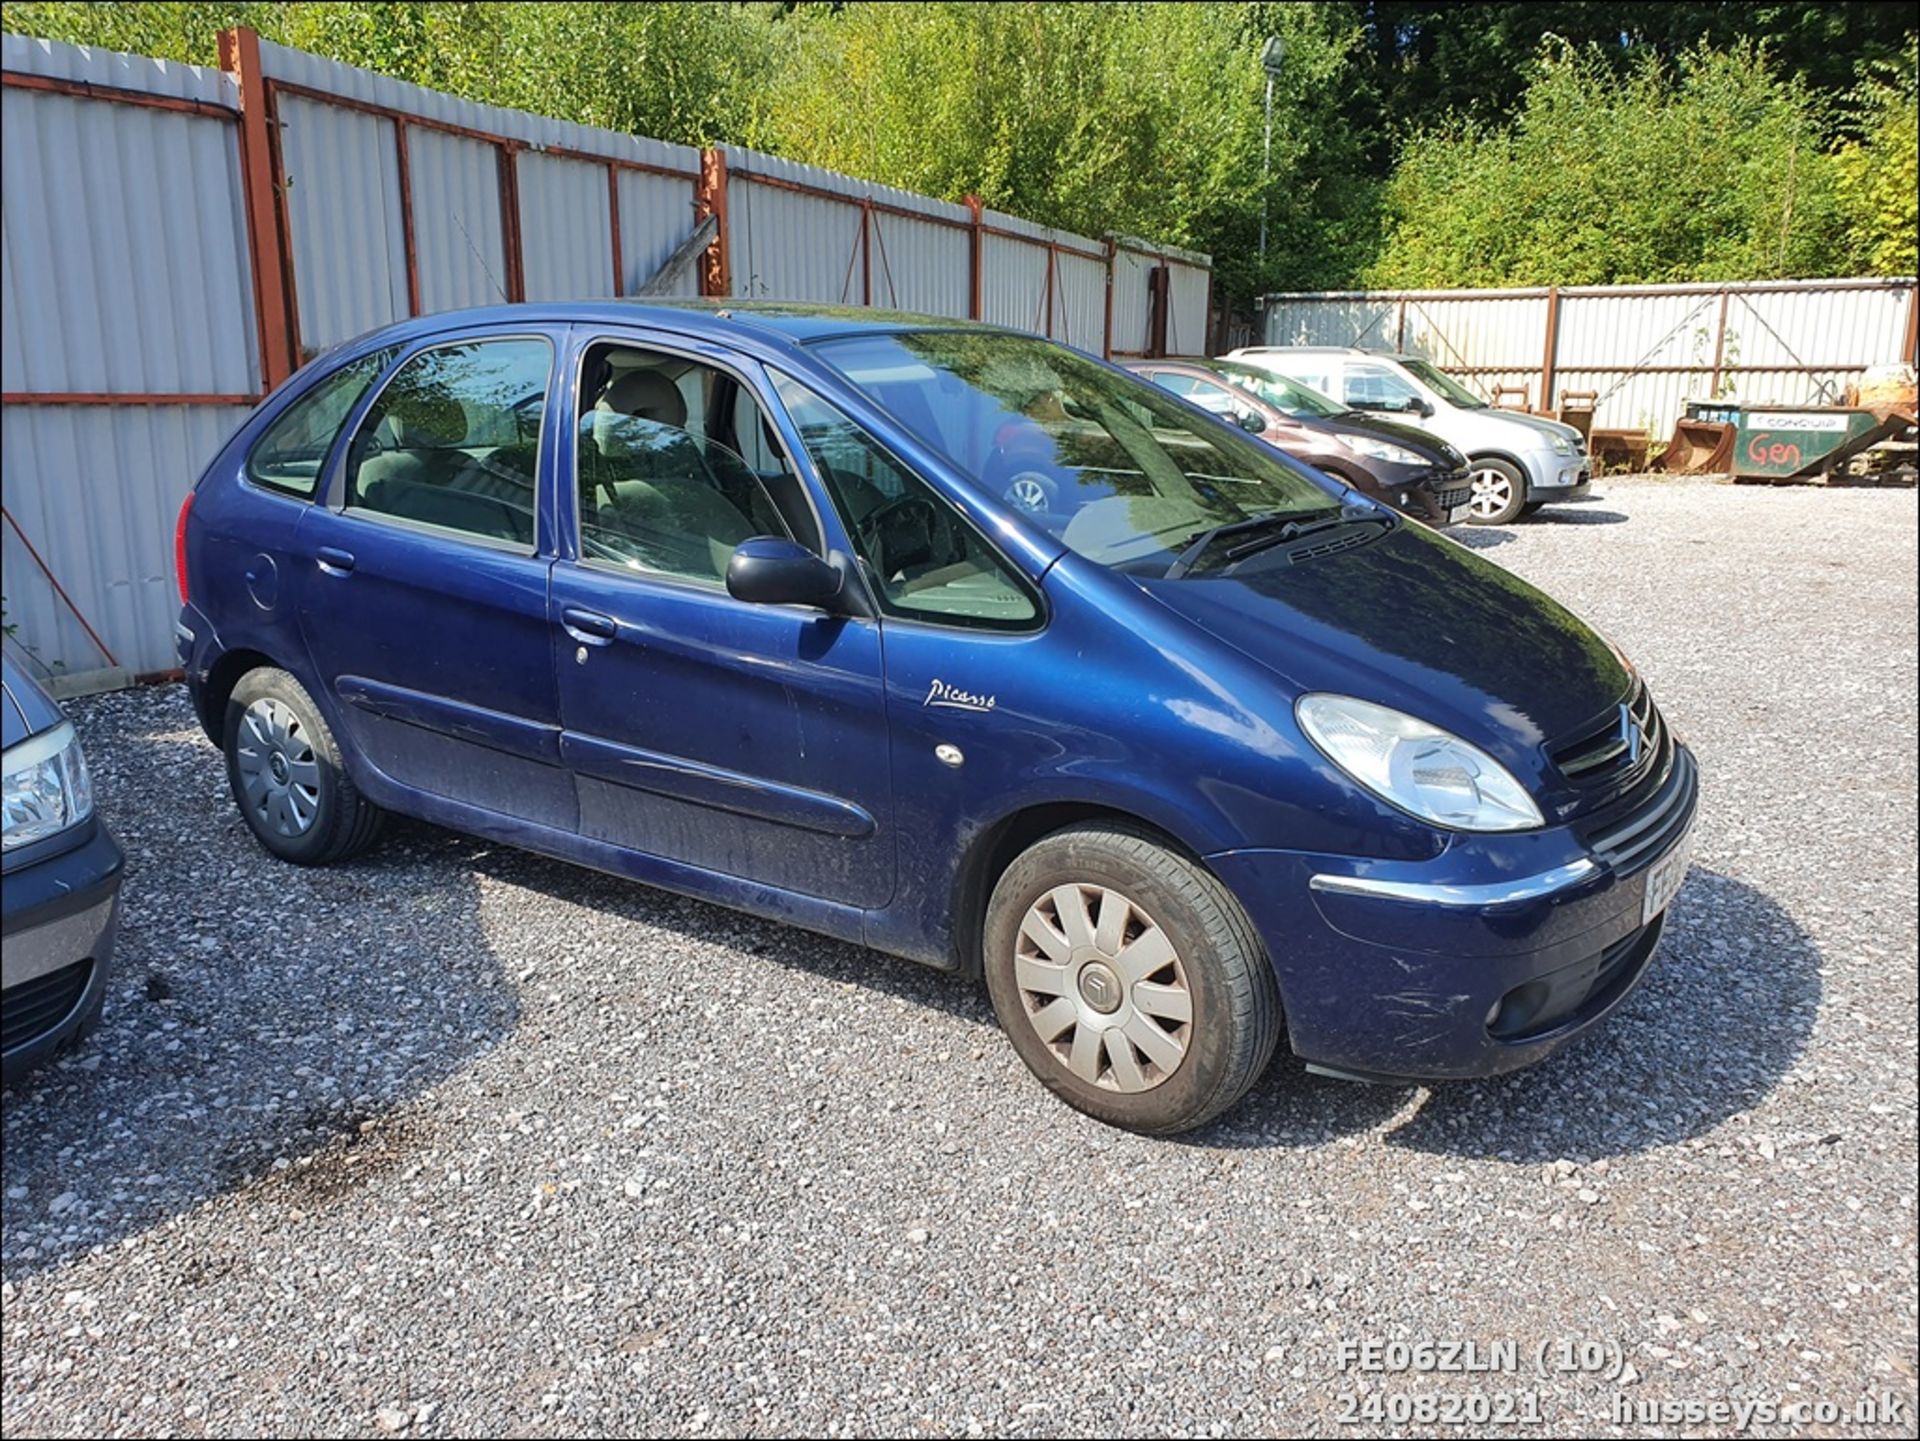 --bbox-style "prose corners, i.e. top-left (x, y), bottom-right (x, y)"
top-left (1618, 703), bottom-right (1644, 765)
